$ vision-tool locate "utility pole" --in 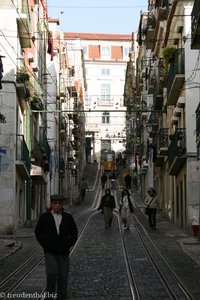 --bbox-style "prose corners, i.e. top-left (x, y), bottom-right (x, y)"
top-left (58, 72), bottom-right (61, 193)
top-left (60, 11), bottom-right (64, 31)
